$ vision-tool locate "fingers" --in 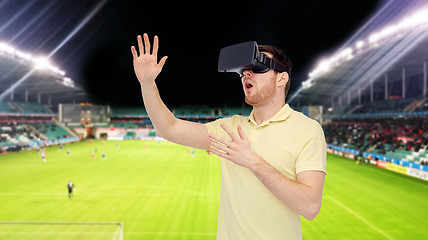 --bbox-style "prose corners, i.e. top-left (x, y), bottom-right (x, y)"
top-left (132, 33), bottom-right (168, 72)
top-left (237, 125), bottom-right (248, 141)
top-left (135, 33), bottom-right (161, 56)
top-left (209, 124), bottom-right (247, 148)
top-left (209, 133), bottom-right (230, 148)
top-left (220, 123), bottom-right (239, 141)
top-left (158, 56), bottom-right (168, 68)
top-left (209, 137), bottom-right (229, 153)
top-left (130, 46), bottom-right (138, 59)
top-left (209, 147), bottom-right (229, 160)
top-left (208, 133), bottom-right (232, 159)
top-left (152, 35), bottom-right (159, 56)
top-left (137, 35), bottom-right (144, 55)
top-left (143, 33), bottom-right (150, 54)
